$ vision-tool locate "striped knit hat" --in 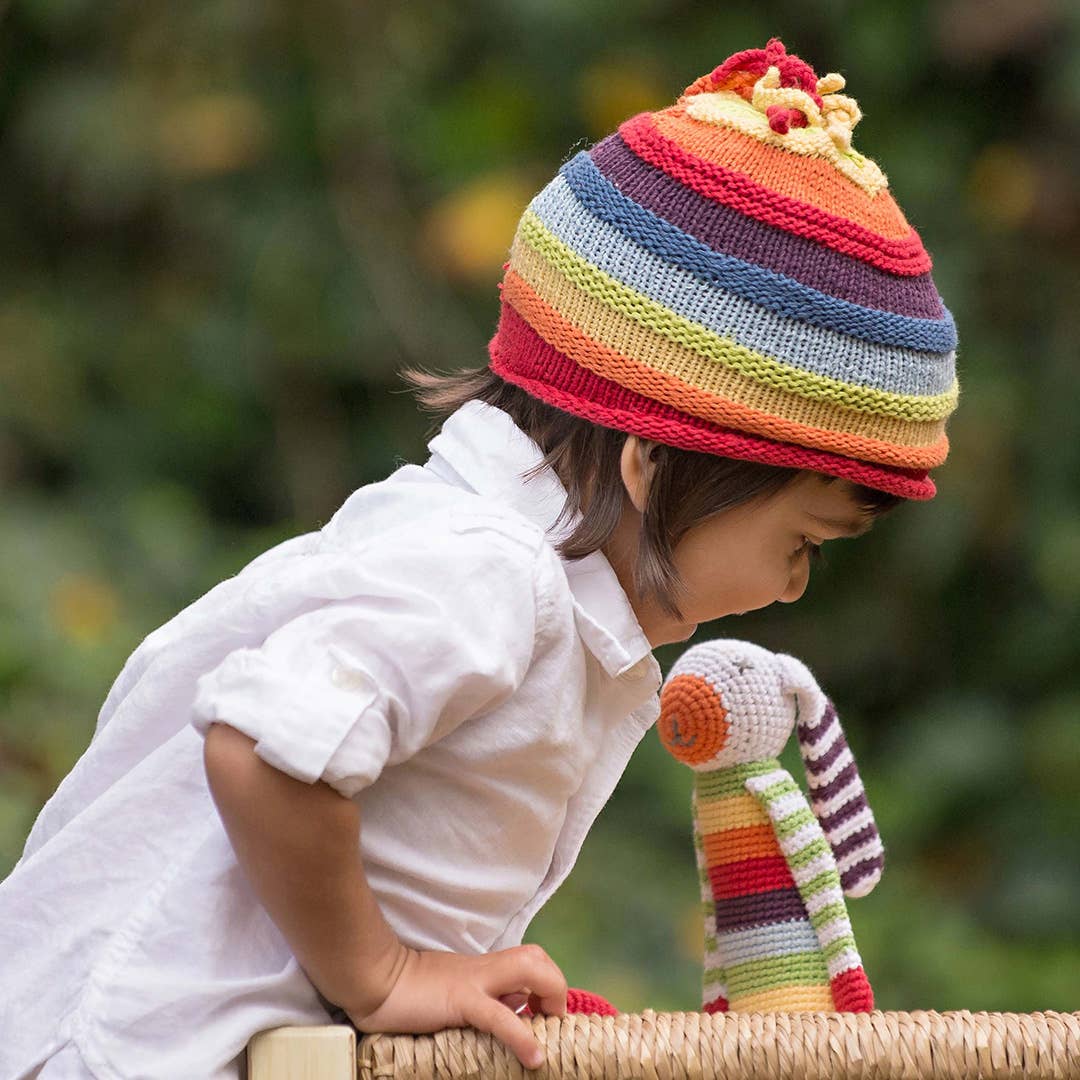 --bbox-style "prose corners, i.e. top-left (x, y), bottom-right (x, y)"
top-left (487, 38), bottom-right (959, 500)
